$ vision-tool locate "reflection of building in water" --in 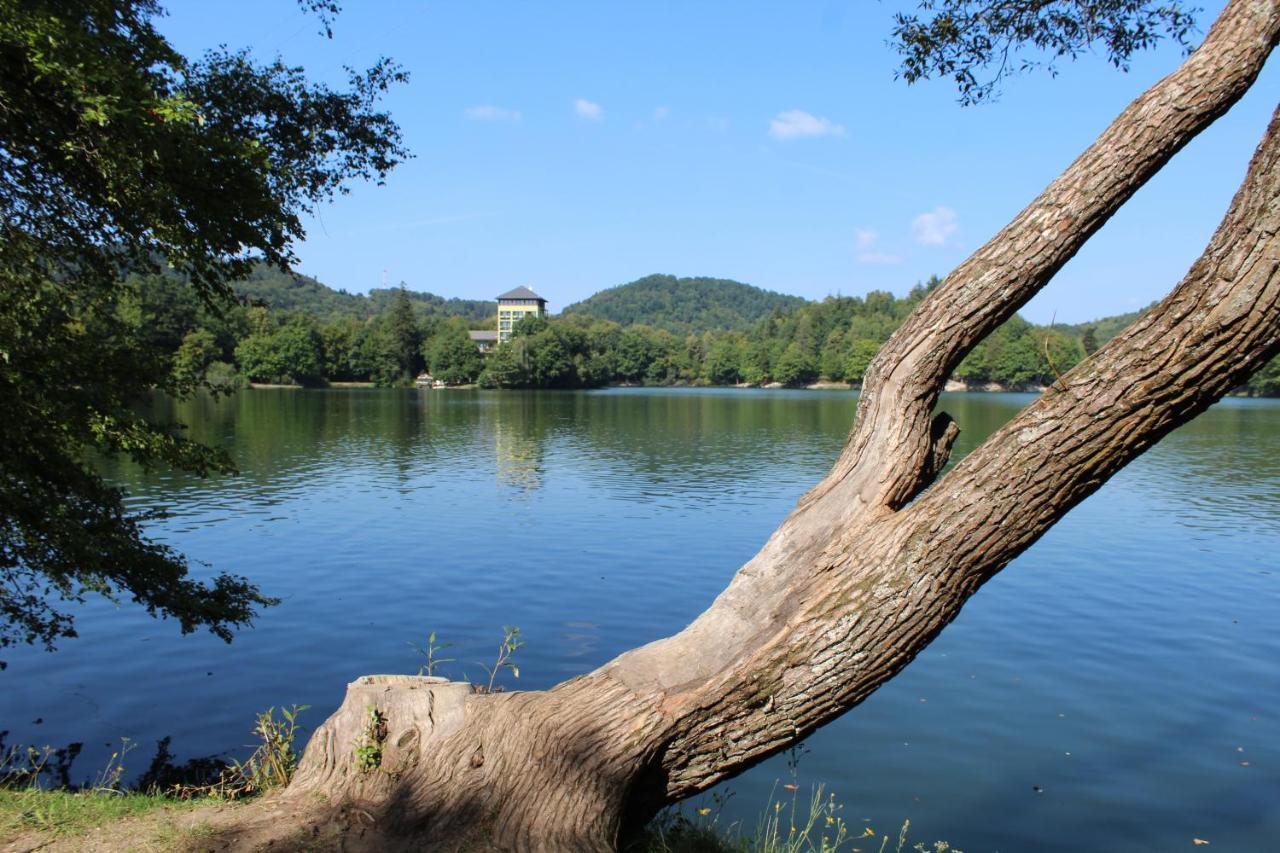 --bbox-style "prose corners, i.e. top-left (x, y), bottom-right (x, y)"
top-left (493, 411), bottom-right (543, 493)
top-left (496, 286), bottom-right (547, 343)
